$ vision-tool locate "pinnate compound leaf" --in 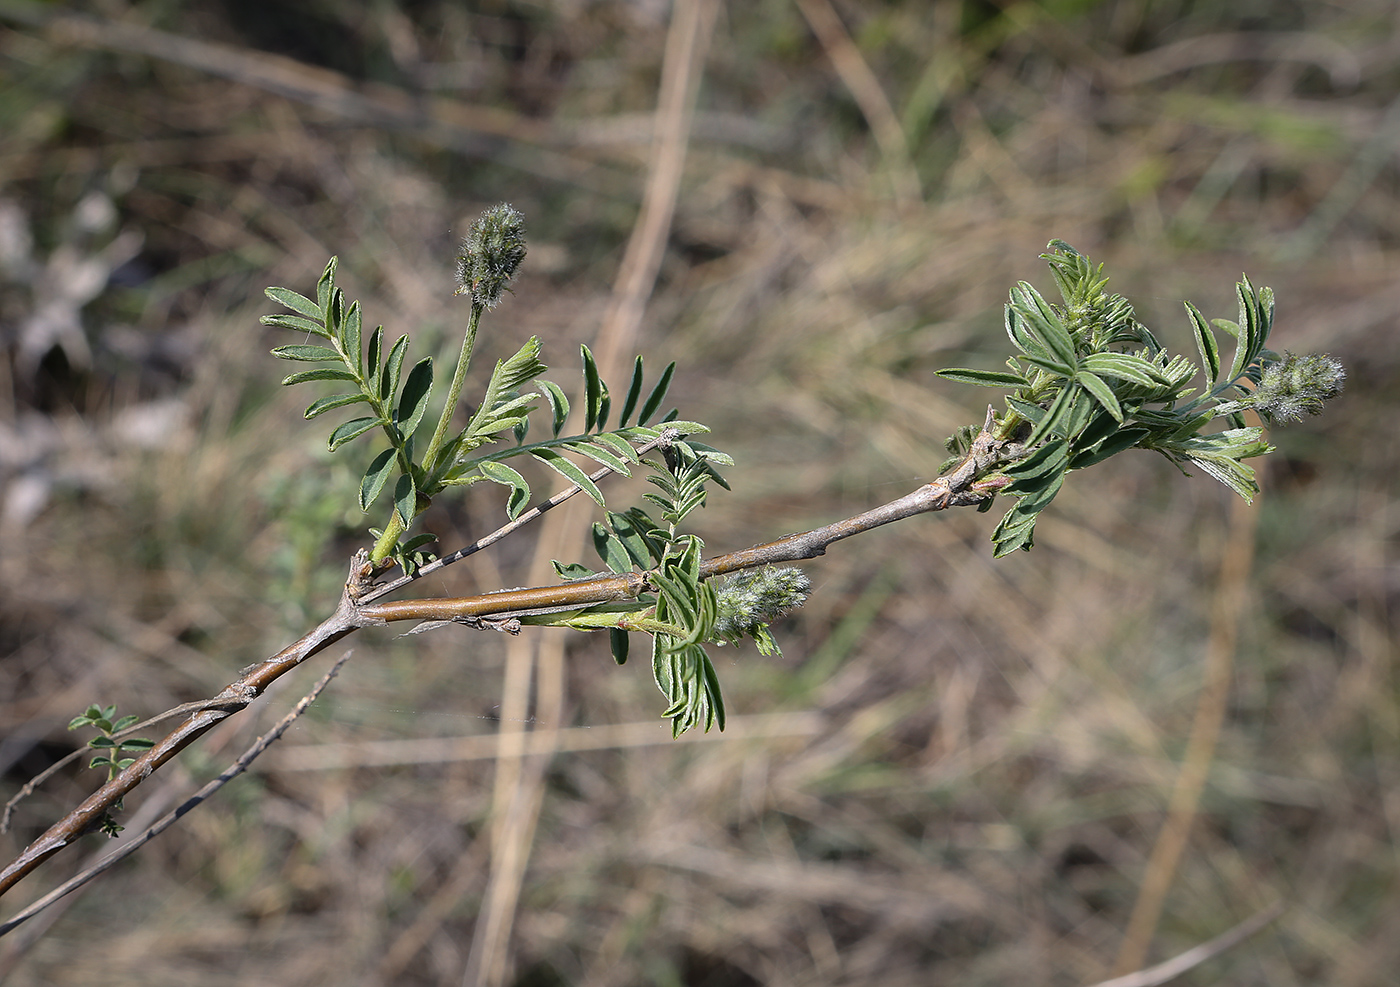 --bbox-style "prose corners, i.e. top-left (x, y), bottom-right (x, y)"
top-left (495, 337), bottom-right (547, 391)
top-left (359, 448), bottom-right (396, 511)
top-left (328, 416), bottom-right (382, 452)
